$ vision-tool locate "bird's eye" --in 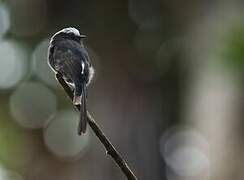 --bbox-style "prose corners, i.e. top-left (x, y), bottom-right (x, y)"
top-left (76, 36), bottom-right (82, 42)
